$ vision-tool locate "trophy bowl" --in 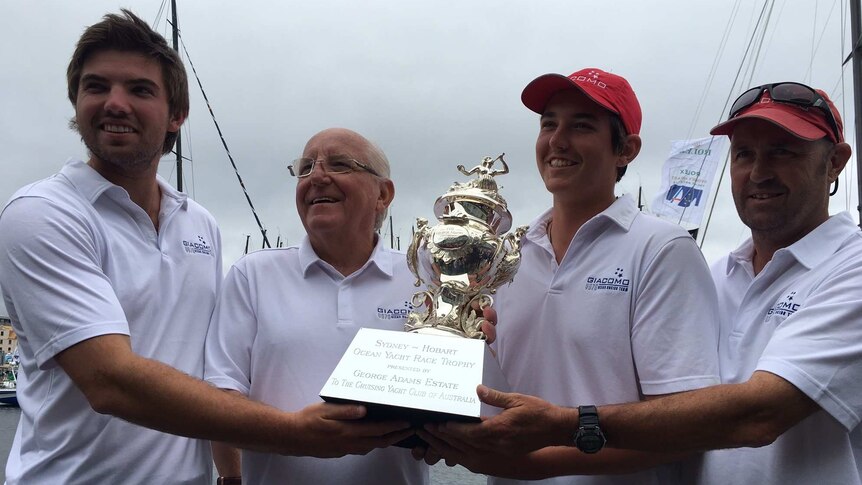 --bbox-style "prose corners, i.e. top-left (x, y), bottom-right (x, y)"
top-left (406, 154), bottom-right (528, 339)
